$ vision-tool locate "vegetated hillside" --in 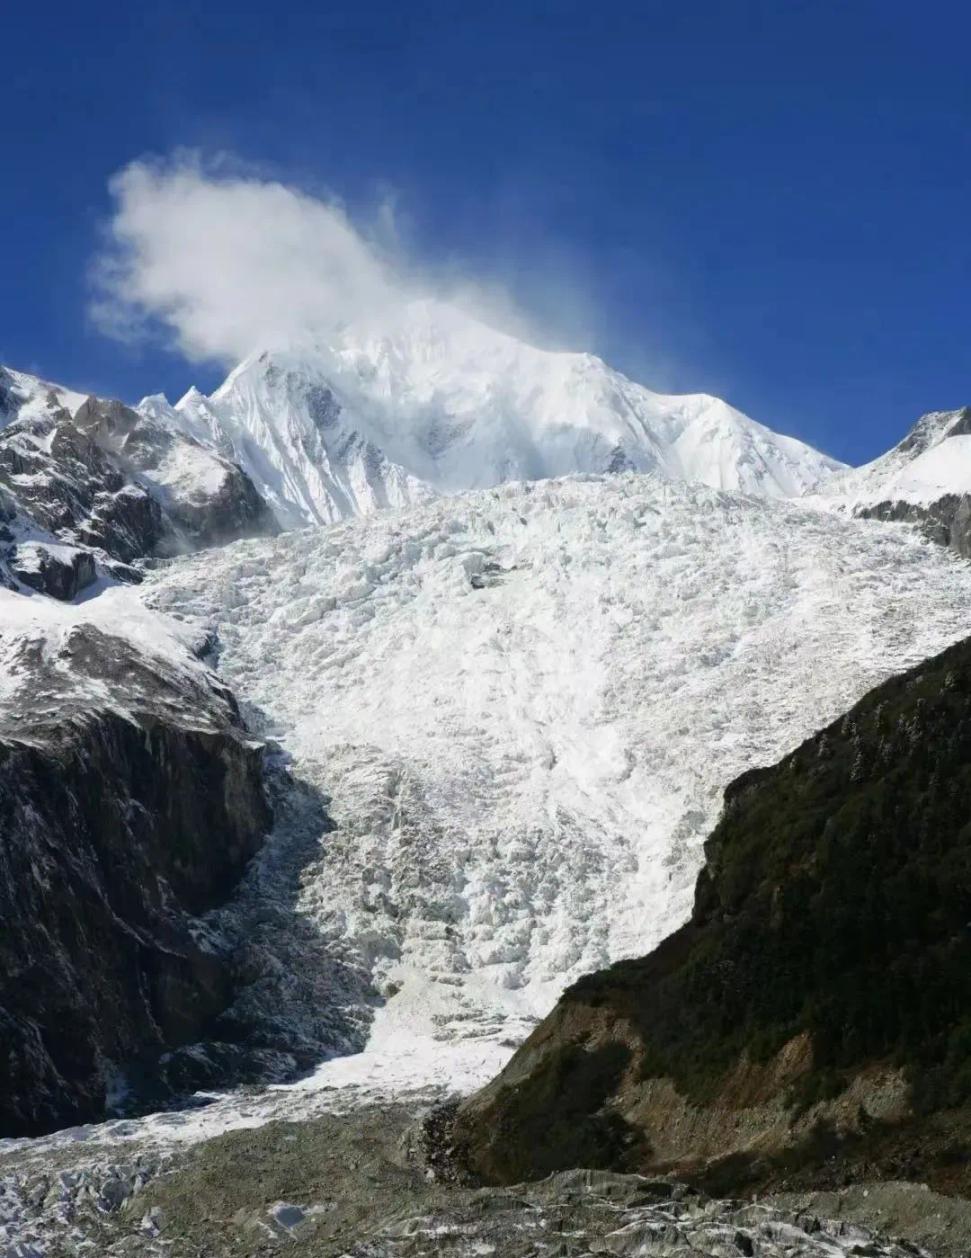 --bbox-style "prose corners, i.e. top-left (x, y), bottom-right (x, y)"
top-left (454, 631), bottom-right (971, 1192)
